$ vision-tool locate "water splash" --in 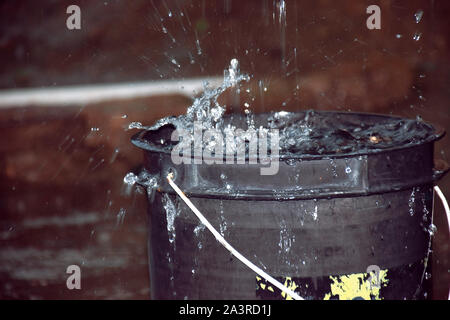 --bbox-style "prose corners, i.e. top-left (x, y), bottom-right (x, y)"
top-left (127, 121), bottom-right (144, 130)
top-left (427, 224), bottom-right (437, 237)
top-left (162, 194), bottom-right (179, 245)
top-left (193, 219), bottom-right (206, 250)
top-left (116, 208), bottom-right (126, 227)
top-left (414, 10), bottom-right (424, 24)
top-left (408, 188), bottom-right (417, 216)
top-left (329, 159), bottom-right (338, 178)
top-left (194, 223), bottom-right (205, 237)
top-left (129, 59), bottom-right (249, 135)
top-left (218, 200), bottom-right (227, 237)
top-left (122, 169), bottom-right (159, 200)
top-left (278, 219), bottom-right (295, 254)
top-left (123, 172), bottom-right (139, 185)
top-left (312, 204), bottom-right (318, 221)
